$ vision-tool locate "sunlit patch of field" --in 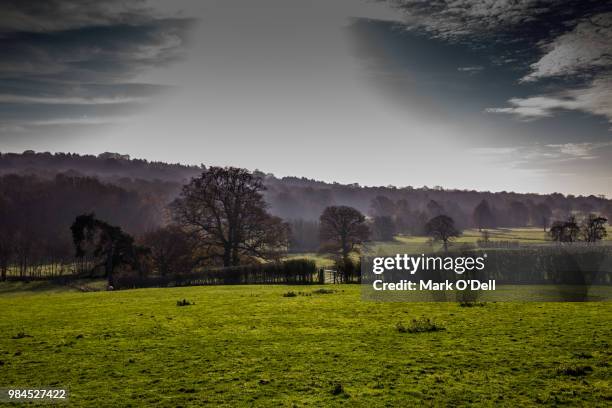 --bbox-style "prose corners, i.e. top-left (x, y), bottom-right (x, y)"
top-left (363, 227), bottom-right (612, 256)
